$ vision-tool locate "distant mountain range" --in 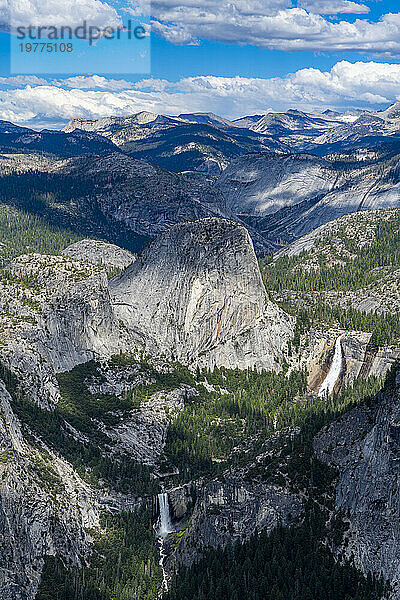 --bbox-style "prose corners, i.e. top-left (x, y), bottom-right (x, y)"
top-left (1, 103), bottom-right (400, 254)
top-left (63, 103), bottom-right (400, 172)
top-left (0, 120), bottom-right (119, 157)
top-left (4, 105), bottom-right (400, 600)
